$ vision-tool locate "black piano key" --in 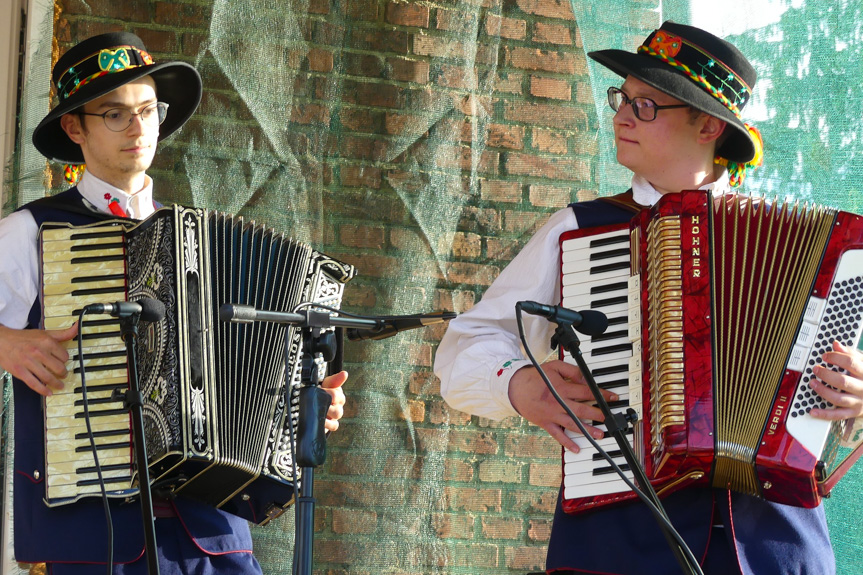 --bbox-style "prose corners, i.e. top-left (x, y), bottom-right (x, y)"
top-left (590, 248), bottom-right (630, 261)
top-left (592, 450), bottom-right (623, 460)
top-left (592, 329), bottom-right (628, 343)
top-left (76, 463), bottom-right (131, 474)
top-left (75, 441), bottom-right (128, 453)
top-left (71, 241), bottom-right (125, 252)
top-left (590, 261), bottom-right (630, 275)
top-left (590, 281), bottom-right (628, 295)
top-left (589, 235), bottom-right (629, 249)
top-left (592, 364), bottom-right (629, 377)
top-left (593, 463), bottom-right (631, 476)
top-left (76, 474), bottom-right (132, 487)
top-left (597, 378), bottom-right (629, 390)
top-left (73, 383), bottom-right (128, 395)
top-left (592, 295), bottom-right (629, 309)
top-left (71, 286), bottom-right (127, 297)
top-left (591, 343), bottom-right (633, 356)
top-left (70, 254), bottom-right (125, 265)
top-left (74, 408), bottom-right (128, 418)
top-left (75, 429), bottom-right (128, 440)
